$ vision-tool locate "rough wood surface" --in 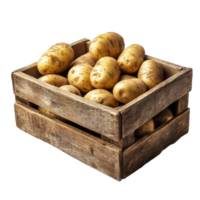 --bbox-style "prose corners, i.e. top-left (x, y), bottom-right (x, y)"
top-left (119, 68), bottom-right (192, 138)
top-left (123, 108), bottom-right (190, 178)
top-left (13, 72), bottom-right (121, 141)
top-left (101, 132), bottom-right (137, 150)
top-left (9, 61), bottom-right (37, 95)
top-left (15, 96), bottom-right (31, 106)
top-left (70, 38), bottom-right (90, 59)
top-left (15, 101), bottom-right (122, 181)
top-left (176, 93), bottom-right (189, 115)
